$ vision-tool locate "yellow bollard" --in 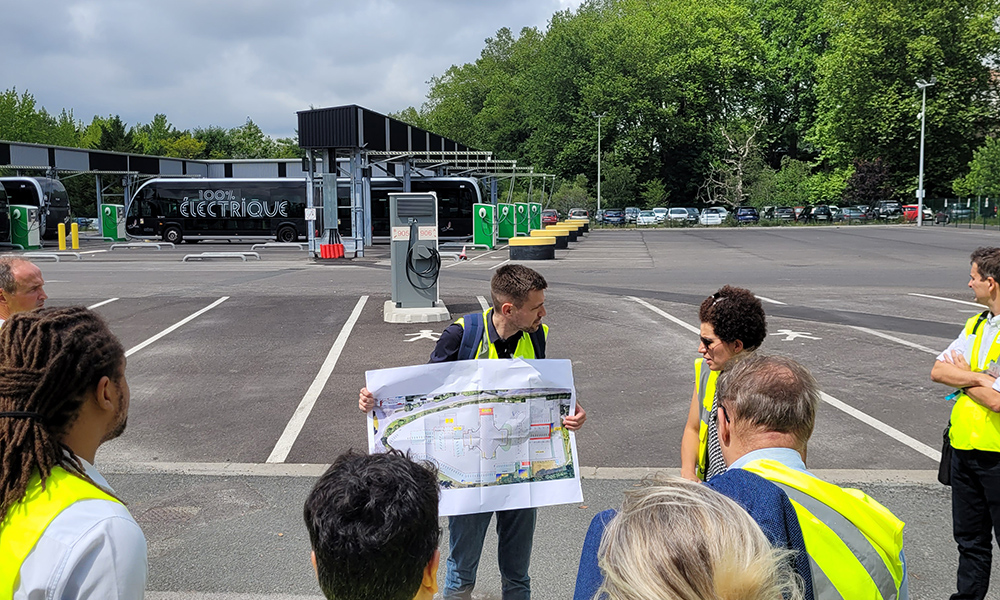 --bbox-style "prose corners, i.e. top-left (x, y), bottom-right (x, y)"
top-left (71, 222), bottom-right (80, 250)
top-left (58, 223), bottom-right (66, 251)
